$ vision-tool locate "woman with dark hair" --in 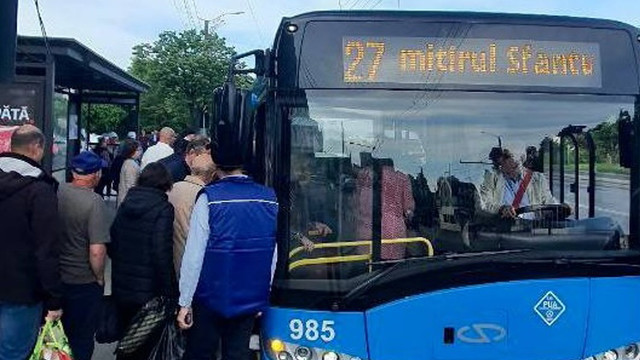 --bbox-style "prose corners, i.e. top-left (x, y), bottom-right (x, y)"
top-left (116, 139), bottom-right (142, 207)
top-left (109, 163), bottom-right (176, 359)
